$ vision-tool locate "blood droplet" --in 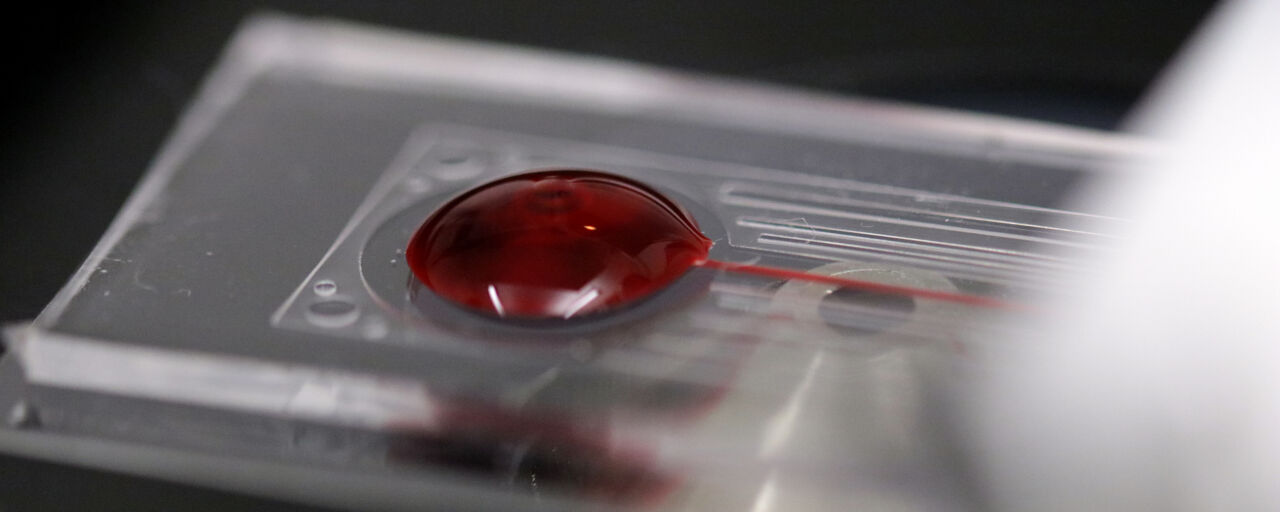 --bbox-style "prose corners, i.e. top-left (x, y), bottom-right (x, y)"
top-left (406, 170), bottom-right (713, 319)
